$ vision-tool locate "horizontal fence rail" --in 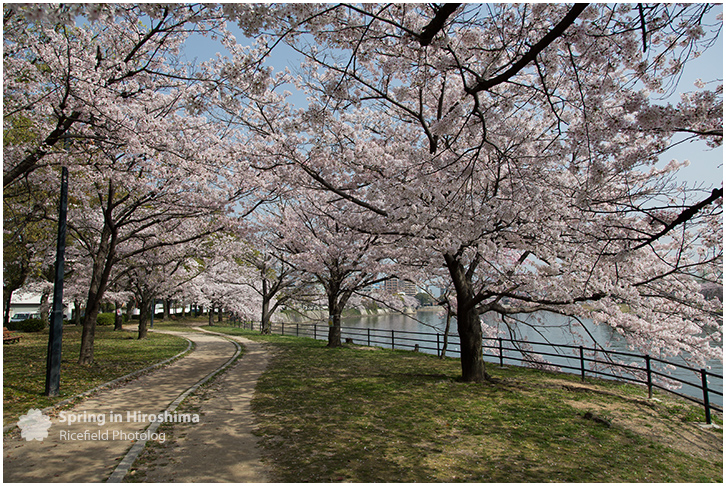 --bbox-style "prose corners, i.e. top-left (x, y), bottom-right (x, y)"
top-left (226, 318), bottom-right (723, 424)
